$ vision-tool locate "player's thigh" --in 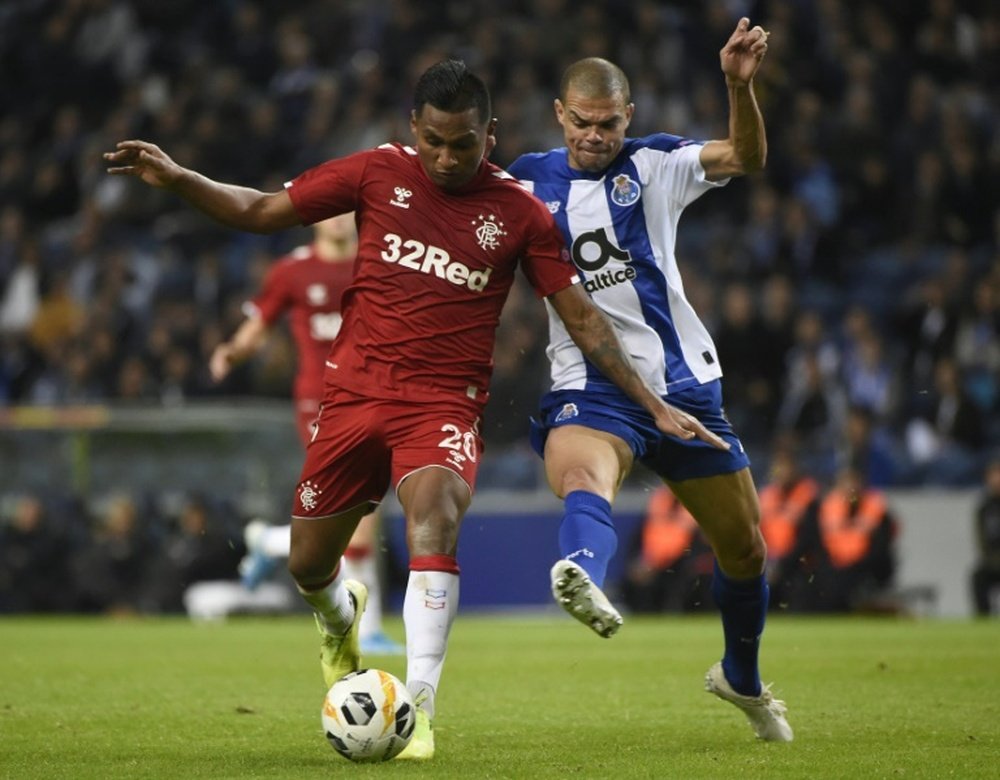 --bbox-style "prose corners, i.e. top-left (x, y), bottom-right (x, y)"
top-left (290, 504), bottom-right (371, 584)
top-left (544, 424), bottom-right (633, 501)
top-left (348, 511), bottom-right (381, 548)
top-left (666, 467), bottom-right (764, 570)
top-left (294, 389), bottom-right (391, 520)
